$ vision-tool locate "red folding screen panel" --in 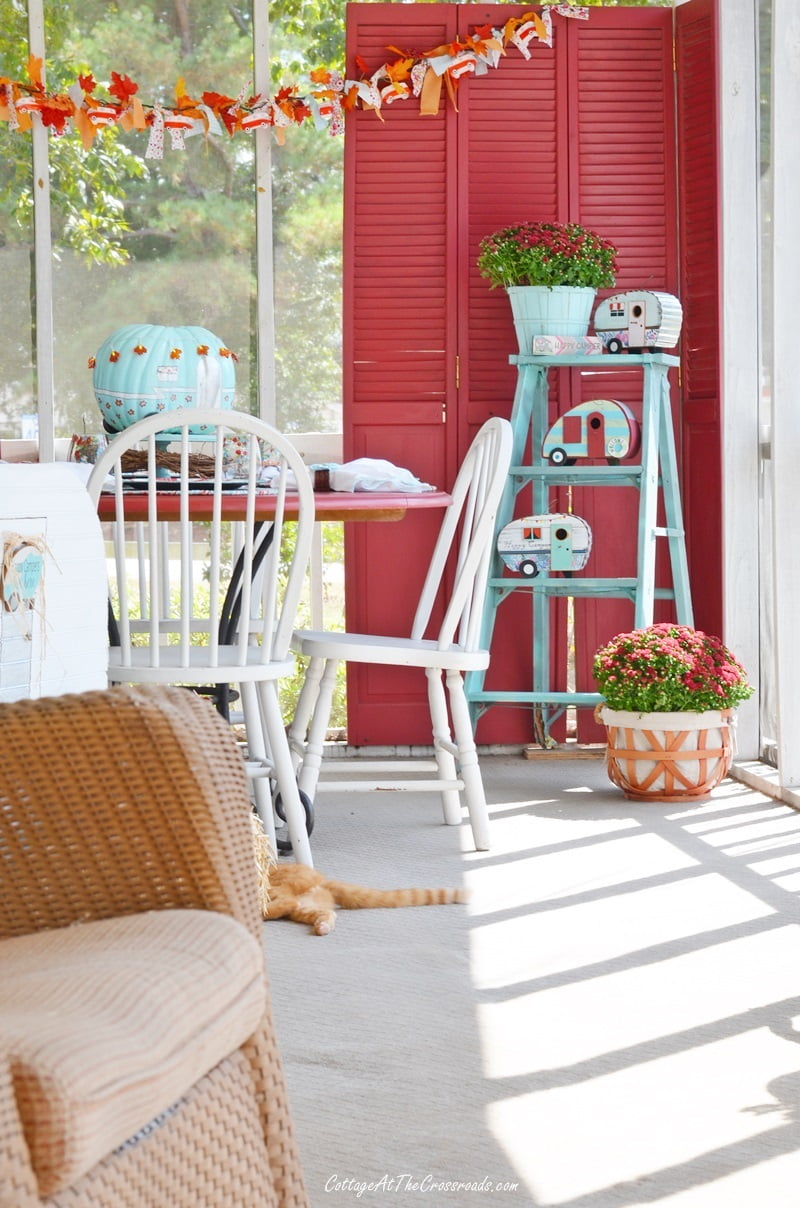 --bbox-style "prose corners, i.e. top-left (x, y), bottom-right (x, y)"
top-left (343, 1), bottom-right (719, 746)
top-left (676, 0), bottom-right (723, 640)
